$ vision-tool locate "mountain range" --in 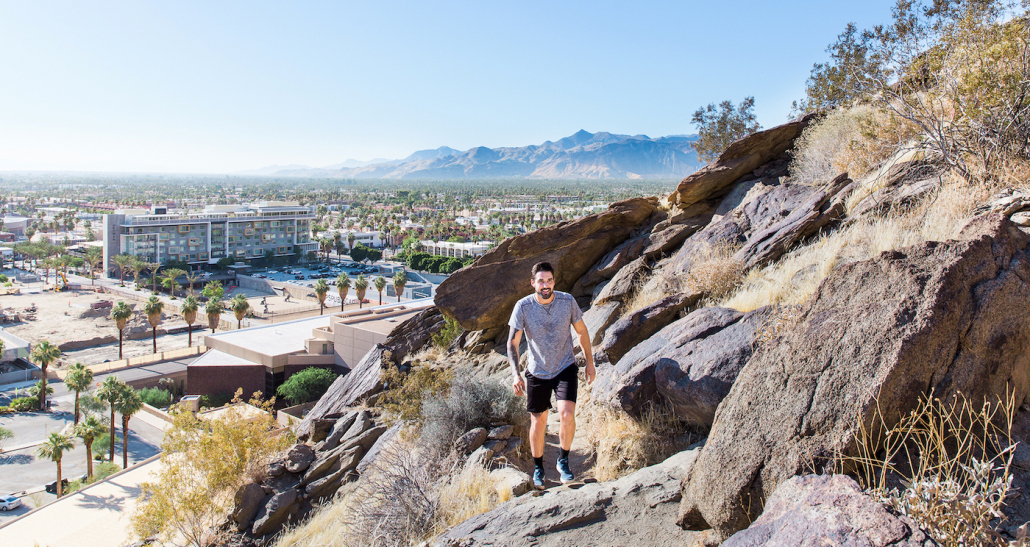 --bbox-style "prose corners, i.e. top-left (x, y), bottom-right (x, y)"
top-left (245, 131), bottom-right (700, 179)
